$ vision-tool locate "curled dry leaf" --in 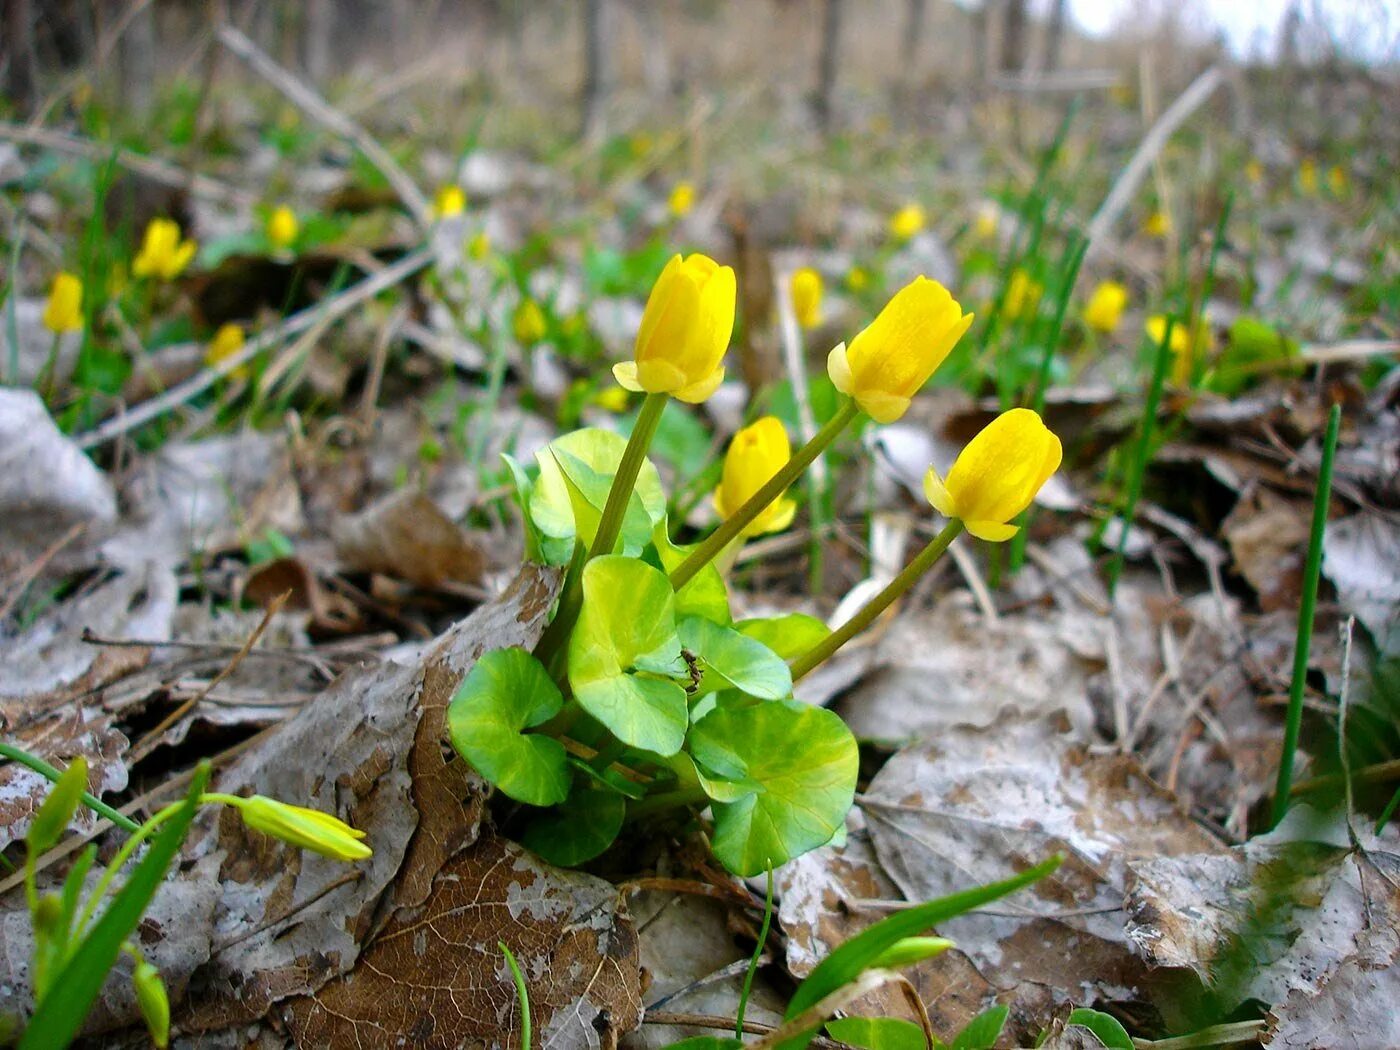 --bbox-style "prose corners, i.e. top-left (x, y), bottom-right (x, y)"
top-left (1323, 513), bottom-right (1400, 653)
top-left (1221, 486), bottom-right (1310, 611)
top-left (332, 489), bottom-right (487, 588)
